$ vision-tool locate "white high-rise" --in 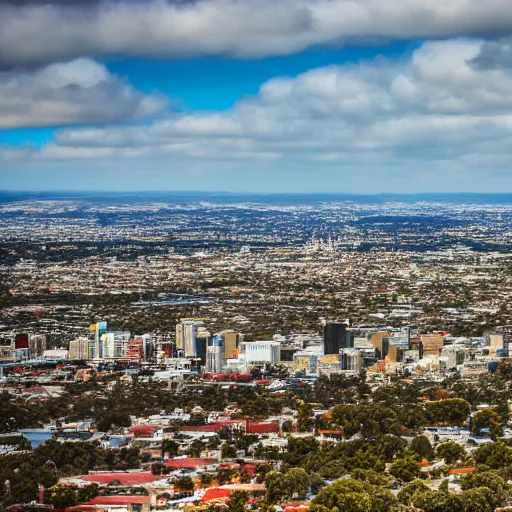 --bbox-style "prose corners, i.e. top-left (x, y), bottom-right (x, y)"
top-left (243, 341), bottom-right (280, 365)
